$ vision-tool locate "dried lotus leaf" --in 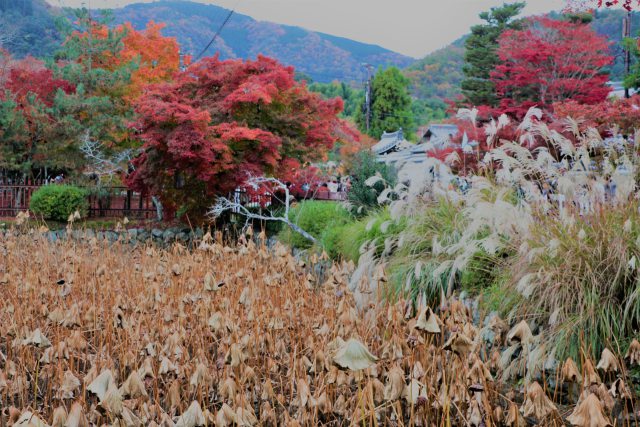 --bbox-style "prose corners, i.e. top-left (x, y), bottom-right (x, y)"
top-left (333, 338), bottom-right (378, 371)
